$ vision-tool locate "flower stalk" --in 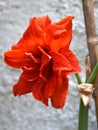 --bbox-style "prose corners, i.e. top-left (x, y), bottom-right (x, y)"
top-left (75, 63), bottom-right (98, 130)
